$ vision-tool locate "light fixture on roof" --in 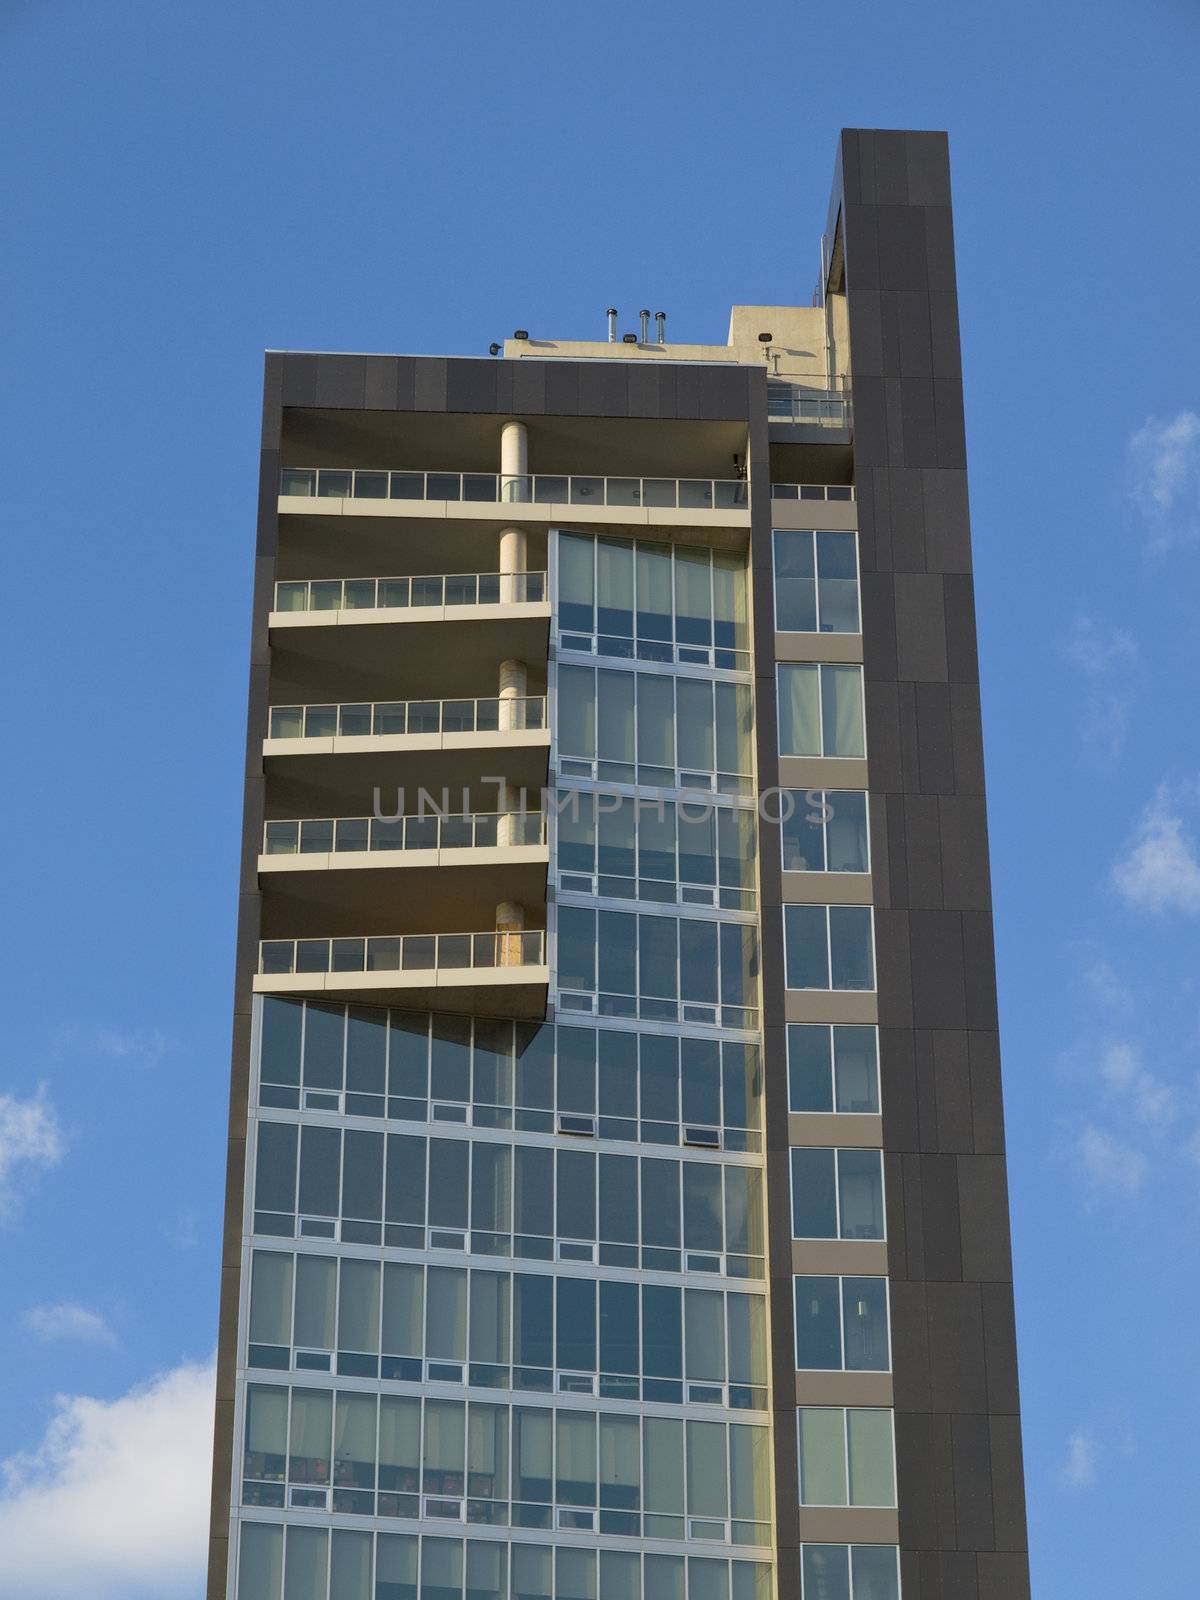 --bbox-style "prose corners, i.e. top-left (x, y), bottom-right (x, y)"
top-left (488, 343), bottom-right (501, 356)
top-left (514, 329), bottom-right (529, 340)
